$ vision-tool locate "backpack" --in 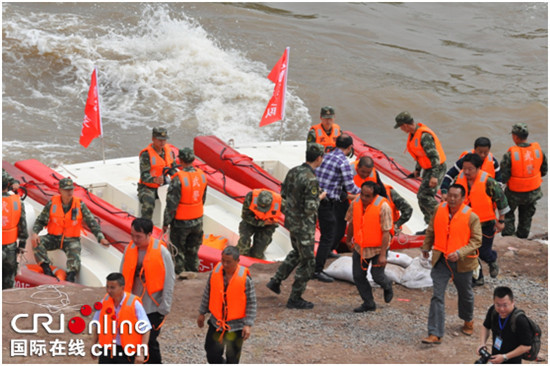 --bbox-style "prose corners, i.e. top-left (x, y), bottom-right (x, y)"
top-left (492, 307), bottom-right (542, 361)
